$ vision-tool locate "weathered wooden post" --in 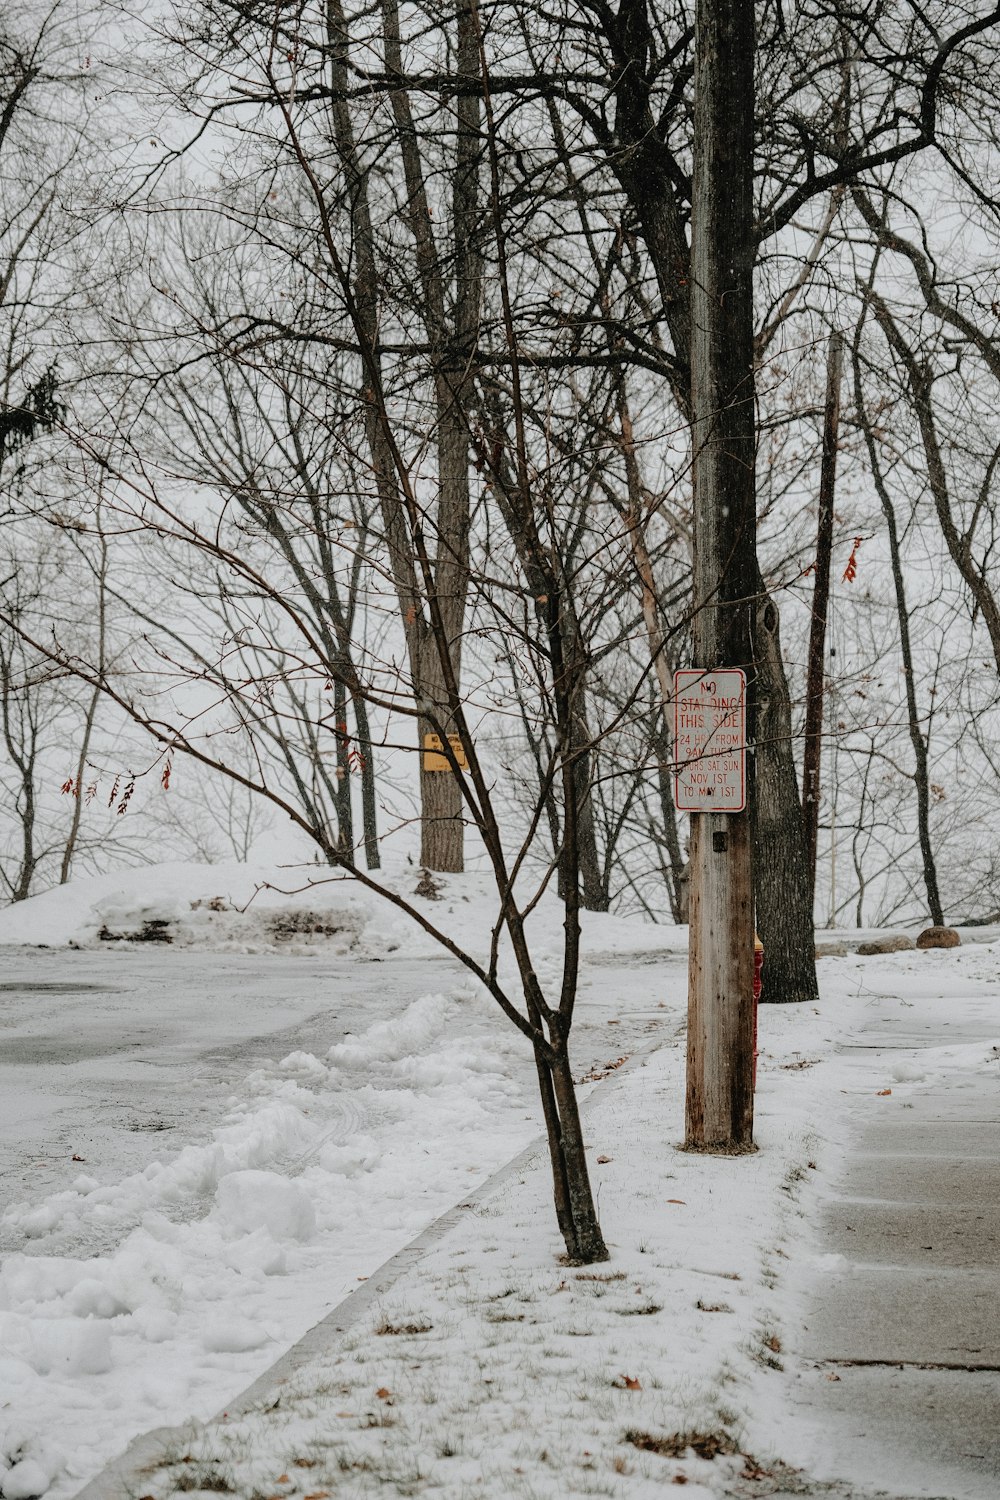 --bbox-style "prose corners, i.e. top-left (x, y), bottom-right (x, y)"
top-left (683, 0), bottom-right (756, 1151)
